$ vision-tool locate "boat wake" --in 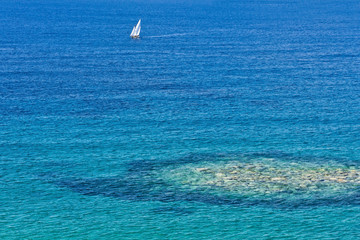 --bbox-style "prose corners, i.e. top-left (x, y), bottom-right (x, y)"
top-left (146, 33), bottom-right (189, 38)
